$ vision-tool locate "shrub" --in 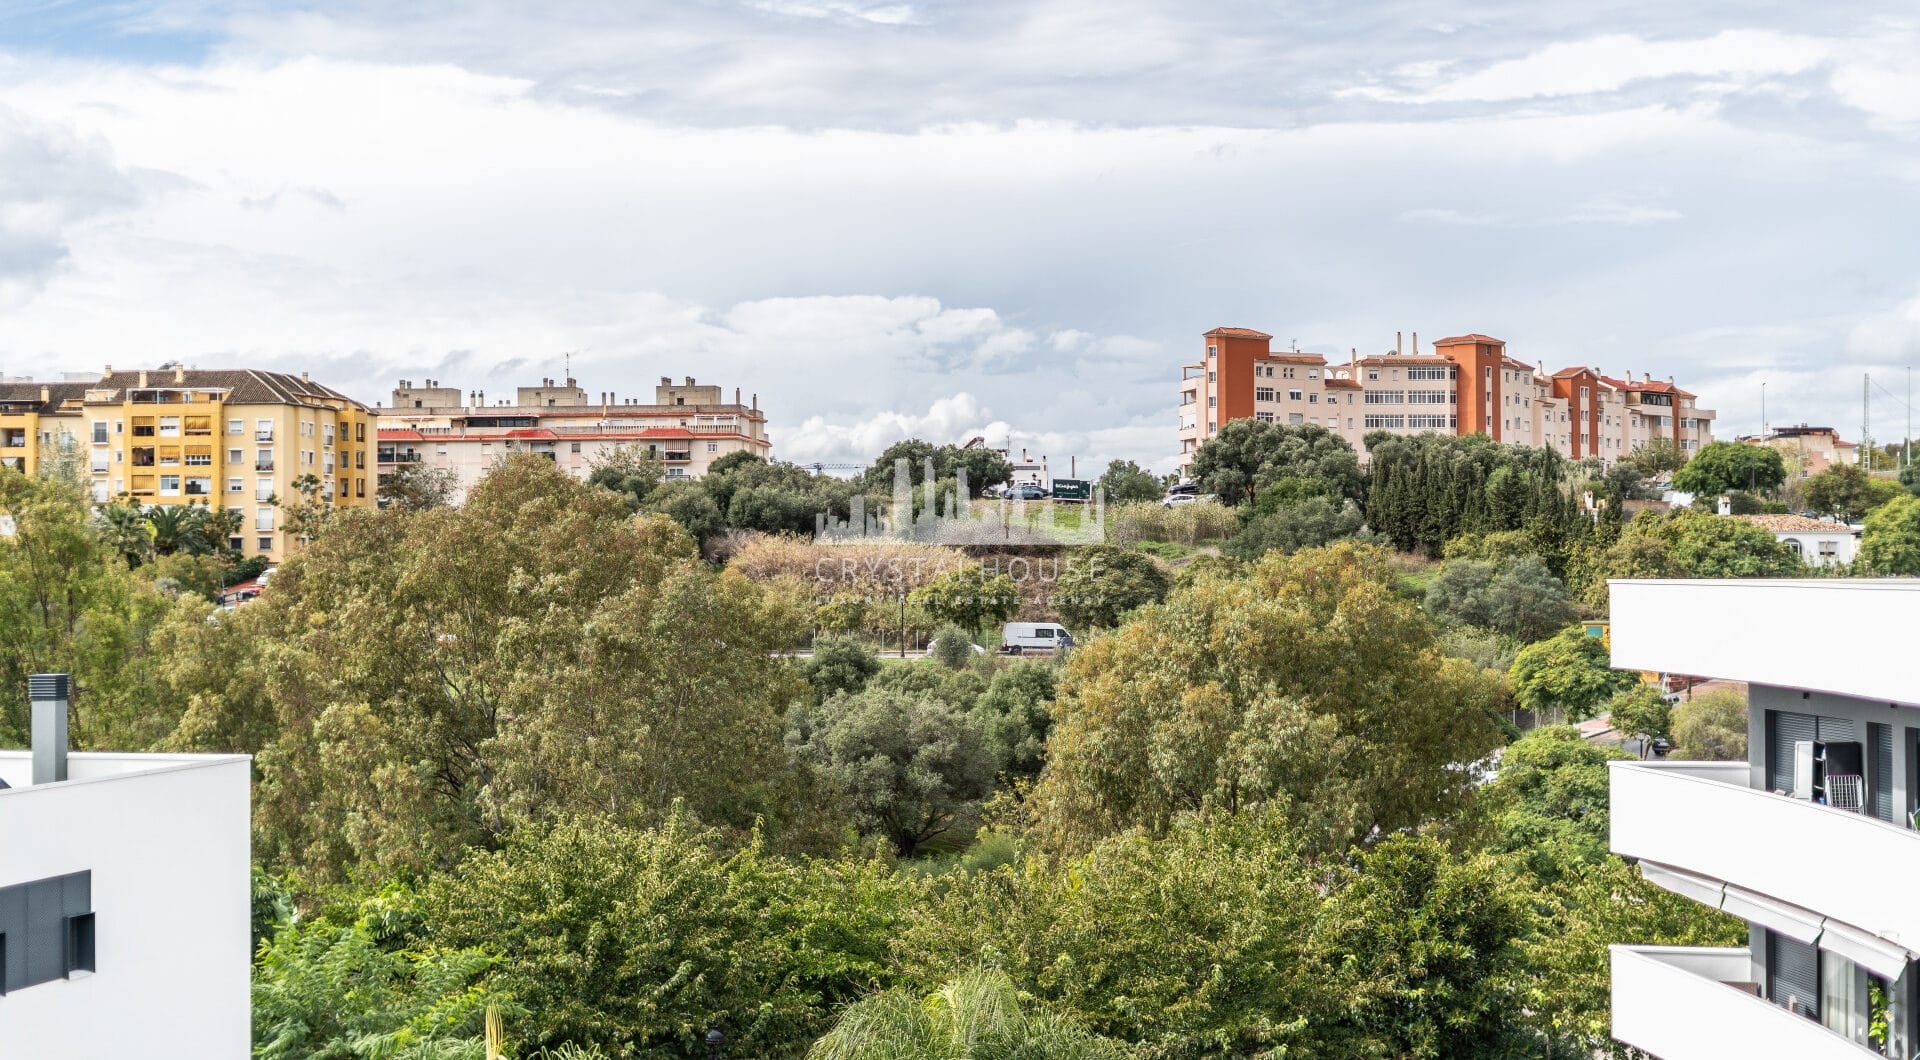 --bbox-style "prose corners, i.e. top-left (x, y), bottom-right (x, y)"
top-left (930, 624), bottom-right (977, 669)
